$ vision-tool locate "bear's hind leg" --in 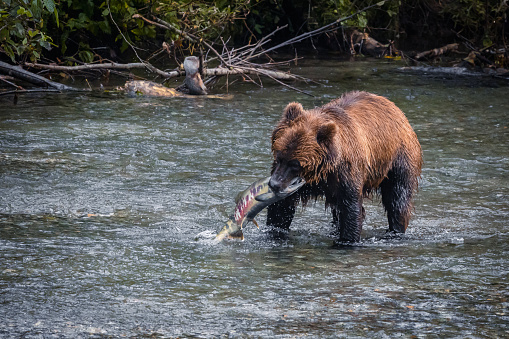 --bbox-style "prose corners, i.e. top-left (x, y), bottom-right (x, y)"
top-left (380, 162), bottom-right (417, 234)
